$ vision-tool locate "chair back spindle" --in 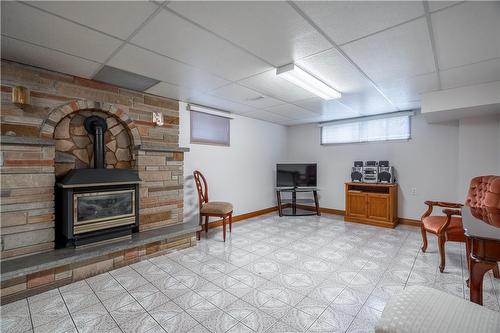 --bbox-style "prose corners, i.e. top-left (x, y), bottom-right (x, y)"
top-left (193, 170), bottom-right (209, 208)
